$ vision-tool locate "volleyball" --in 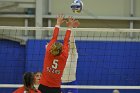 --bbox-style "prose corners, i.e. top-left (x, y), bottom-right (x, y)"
top-left (71, 0), bottom-right (83, 13)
